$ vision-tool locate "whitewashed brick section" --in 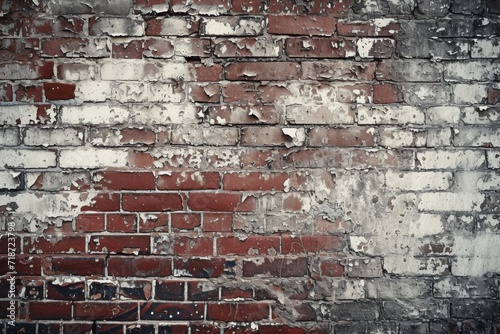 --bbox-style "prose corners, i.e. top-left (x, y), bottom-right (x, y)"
top-left (129, 104), bottom-right (199, 124)
top-left (487, 150), bottom-right (500, 169)
top-left (452, 234), bottom-right (500, 276)
top-left (75, 81), bottom-right (113, 102)
top-left (214, 38), bottom-right (281, 58)
top-left (444, 61), bottom-right (500, 81)
top-left (427, 128), bottom-right (452, 147)
top-left (402, 84), bottom-right (450, 105)
top-left (100, 61), bottom-right (160, 81)
top-left (452, 84), bottom-right (487, 104)
top-left (159, 63), bottom-right (193, 81)
top-left (0, 171), bottom-right (21, 189)
top-left (149, 83), bottom-right (184, 102)
top-left (24, 128), bottom-right (84, 146)
top-left (379, 128), bottom-right (426, 148)
top-left (386, 171), bottom-right (453, 191)
top-left (384, 256), bottom-right (449, 276)
top-left (60, 105), bottom-right (130, 125)
top-left (418, 192), bottom-right (485, 212)
top-left (111, 82), bottom-right (183, 103)
top-left (358, 105), bottom-right (425, 125)
top-left (0, 105), bottom-right (56, 125)
top-left (201, 17), bottom-right (264, 36)
top-left (417, 150), bottom-right (485, 169)
top-left (0, 149), bottom-right (57, 168)
top-left (171, 1), bottom-right (229, 15)
top-left (91, 17), bottom-right (145, 36)
top-left (471, 39), bottom-right (500, 58)
top-left (425, 106), bottom-right (460, 125)
top-left (152, 17), bottom-right (197, 36)
top-left (171, 125), bottom-right (239, 146)
top-left (454, 128), bottom-right (500, 147)
top-left (454, 171), bottom-right (500, 191)
top-left (59, 147), bottom-right (129, 168)
top-left (462, 107), bottom-right (500, 125)
top-left (286, 104), bottom-right (355, 124)
top-left (0, 128), bottom-right (20, 146)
